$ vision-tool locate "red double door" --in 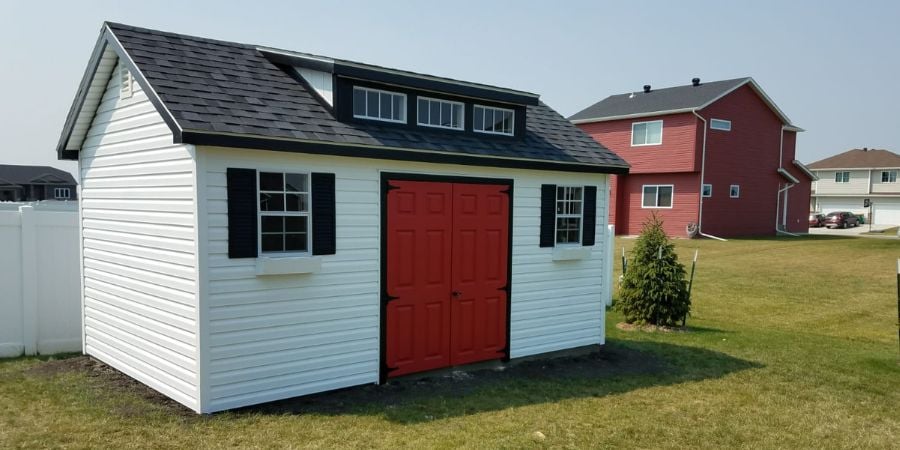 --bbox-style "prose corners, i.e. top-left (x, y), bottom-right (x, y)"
top-left (385, 180), bottom-right (510, 378)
